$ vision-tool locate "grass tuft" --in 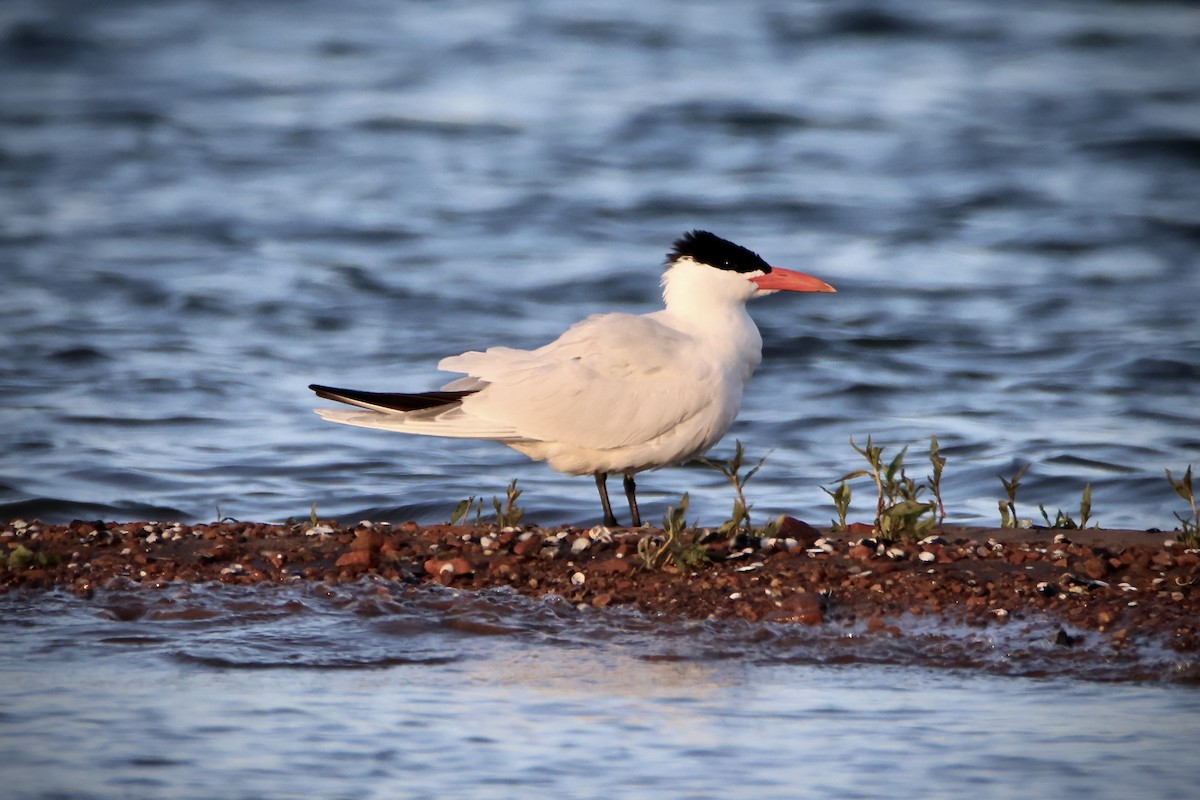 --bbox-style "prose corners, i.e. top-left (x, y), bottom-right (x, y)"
top-left (698, 440), bottom-right (772, 536)
top-left (1166, 466), bottom-right (1199, 547)
top-left (493, 479), bottom-right (524, 528)
top-left (1038, 483), bottom-right (1095, 530)
top-left (822, 479), bottom-right (852, 532)
top-left (836, 436), bottom-right (940, 542)
top-left (449, 480), bottom-right (524, 528)
top-left (637, 493), bottom-right (710, 571)
top-left (997, 463), bottom-right (1029, 528)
